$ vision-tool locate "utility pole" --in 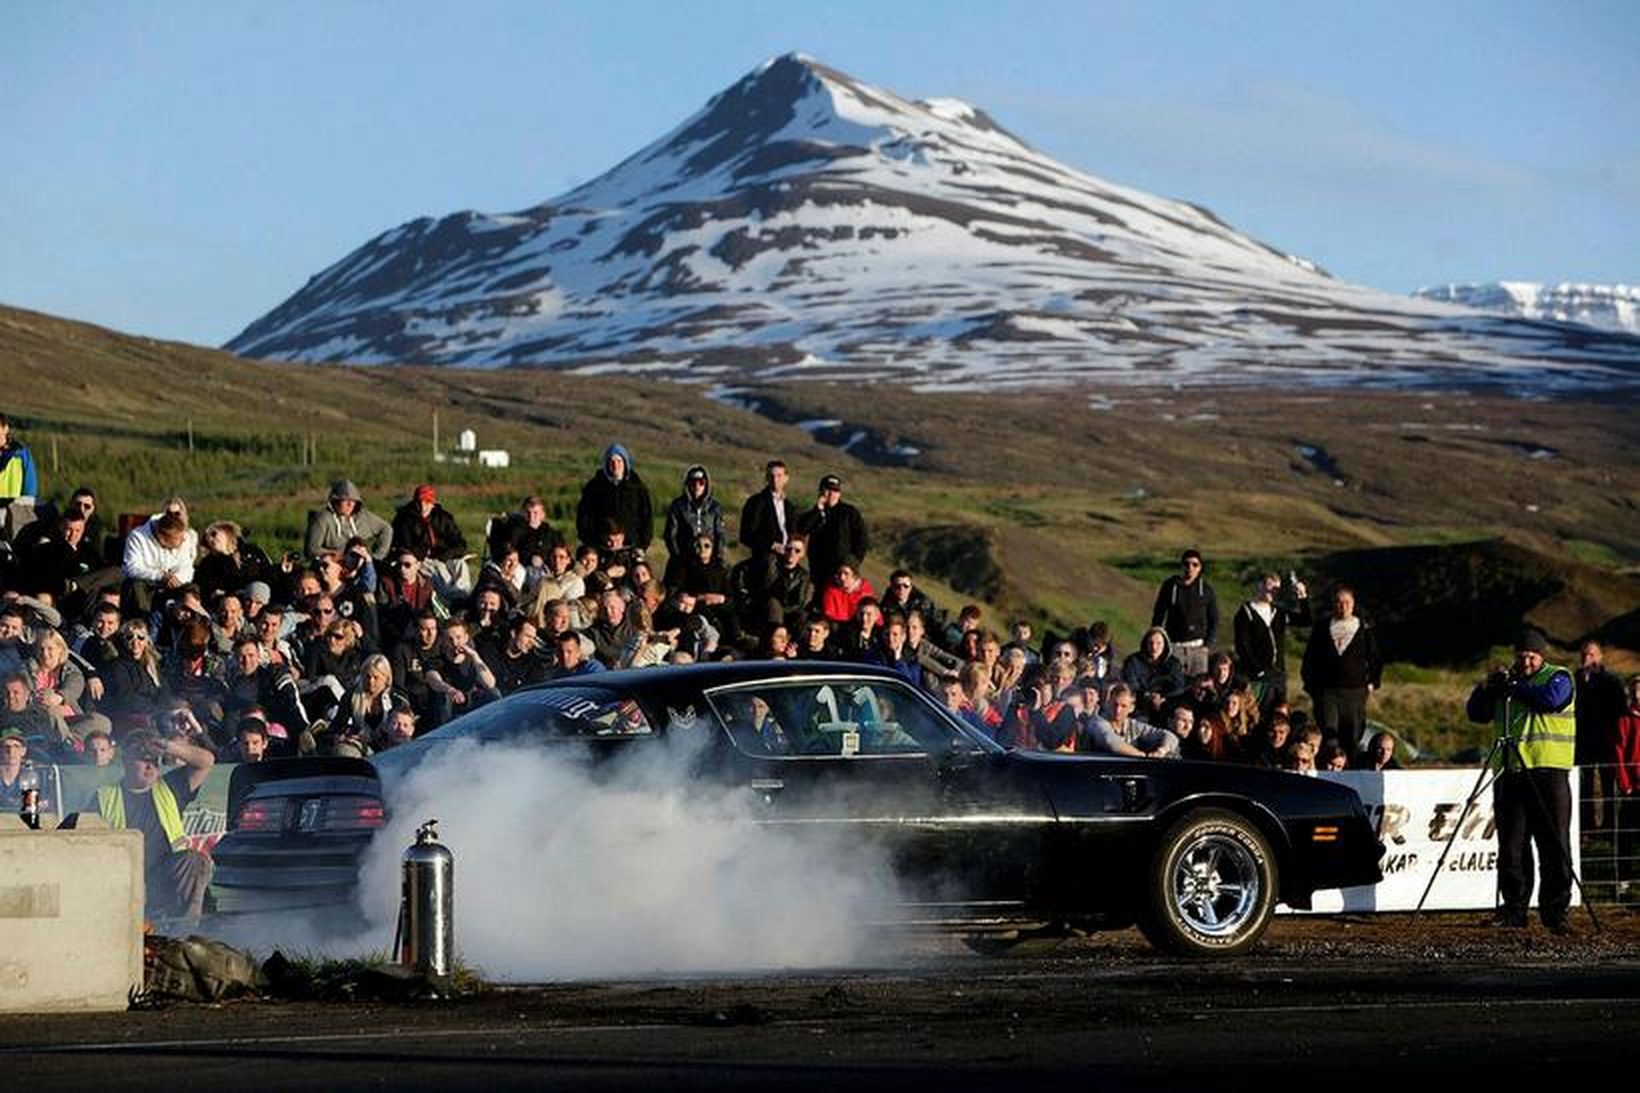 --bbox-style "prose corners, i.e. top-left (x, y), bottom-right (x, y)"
top-left (186, 419), bottom-right (195, 454)
top-left (432, 408), bottom-right (439, 460)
